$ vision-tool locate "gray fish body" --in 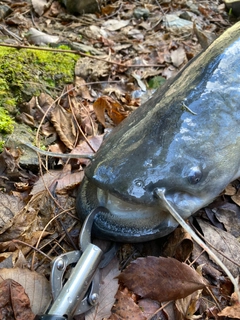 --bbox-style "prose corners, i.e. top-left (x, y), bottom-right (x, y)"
top-left (77, 22), bottom-right (240, 242)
